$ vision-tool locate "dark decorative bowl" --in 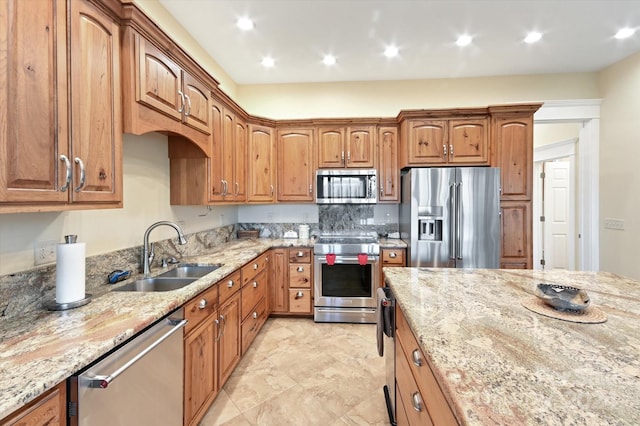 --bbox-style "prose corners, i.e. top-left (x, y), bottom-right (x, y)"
top-left (535, 283), bottom-right (590, 311)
